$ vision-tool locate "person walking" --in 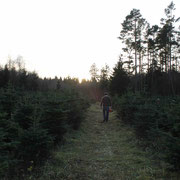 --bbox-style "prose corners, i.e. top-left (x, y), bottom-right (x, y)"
top-left (100, 92), bottom-right (112, 122)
